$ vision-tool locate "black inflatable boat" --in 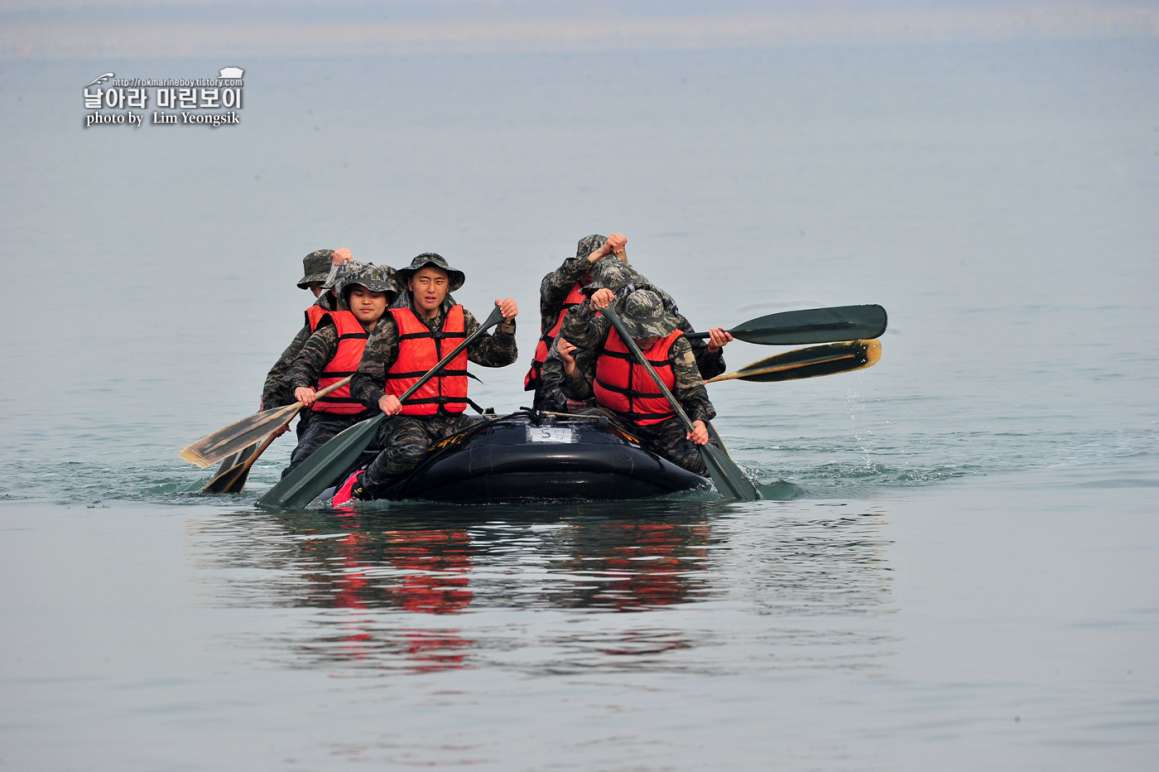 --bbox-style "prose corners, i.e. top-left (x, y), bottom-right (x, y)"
top-left (360, 410), bottom-right (709, 502)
